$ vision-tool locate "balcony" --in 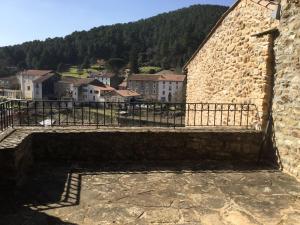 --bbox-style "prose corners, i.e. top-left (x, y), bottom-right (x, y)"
top-left (0, 100), bottom-right (299, 224)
